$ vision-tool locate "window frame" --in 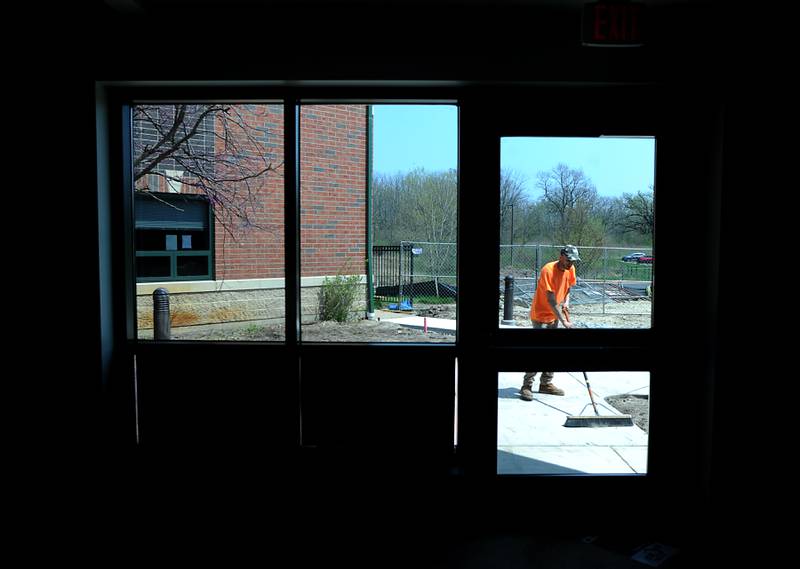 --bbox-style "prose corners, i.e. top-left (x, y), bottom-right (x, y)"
top-left (134, 192), bottom-right (214, 283)
top-left (462, 91), bottom-right (661, 478)
top-left (103, 87), bottom-right (462, 455)
top-left (96, 83), bottom-right (720, 506)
